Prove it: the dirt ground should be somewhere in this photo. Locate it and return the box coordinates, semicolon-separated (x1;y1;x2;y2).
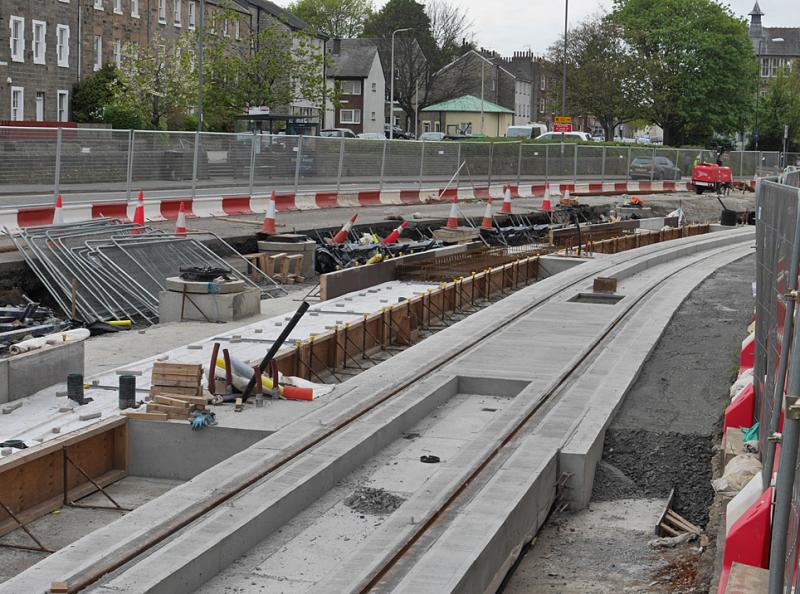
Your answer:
502;254;755;593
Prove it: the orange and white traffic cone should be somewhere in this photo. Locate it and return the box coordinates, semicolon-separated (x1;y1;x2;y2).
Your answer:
131;190;145;233
480;199;494;230
53;194;64;225
561;189;571;205
500;185;512;214
445;197;459;229
383;220;407;244
175;201;188;235
261;191;277;235
331;213;357;244
541;185;552;213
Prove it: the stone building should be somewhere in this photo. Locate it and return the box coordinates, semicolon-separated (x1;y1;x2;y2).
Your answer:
748;1;800;79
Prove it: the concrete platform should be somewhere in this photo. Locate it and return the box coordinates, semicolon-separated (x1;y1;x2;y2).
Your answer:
0;228;754;594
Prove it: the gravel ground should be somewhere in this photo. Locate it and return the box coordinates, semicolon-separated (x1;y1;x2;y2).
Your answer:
344;486;406;515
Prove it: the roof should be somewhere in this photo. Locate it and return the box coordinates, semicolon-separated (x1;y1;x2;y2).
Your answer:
750;1;764;16
245;0;315;32
422;95;513;114
435;49;520;81
328;39;380;78
758;27;800;56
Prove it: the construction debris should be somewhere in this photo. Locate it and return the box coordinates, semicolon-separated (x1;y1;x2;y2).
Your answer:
344;486;406;515
145;362;207;420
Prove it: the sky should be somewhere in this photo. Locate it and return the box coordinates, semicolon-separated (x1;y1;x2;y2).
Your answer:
274;0;797;56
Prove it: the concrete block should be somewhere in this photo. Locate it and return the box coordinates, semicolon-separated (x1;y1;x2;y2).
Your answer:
2;401;22;414
79;412;102;421
158;287;260;323
0;340;84;405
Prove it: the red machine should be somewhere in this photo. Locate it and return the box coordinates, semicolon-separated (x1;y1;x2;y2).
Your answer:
692;163;733;195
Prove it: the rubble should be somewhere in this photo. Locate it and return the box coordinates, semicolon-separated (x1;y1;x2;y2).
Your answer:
344;486;406;515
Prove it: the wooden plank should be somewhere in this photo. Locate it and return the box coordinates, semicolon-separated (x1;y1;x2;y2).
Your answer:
658;522;680;537
122;411;169;421
152;395;191;408
666;510;702;534
151;375;202;388
149;385;202;398
152;362;203;377
146;403;192;418
155;393;208;406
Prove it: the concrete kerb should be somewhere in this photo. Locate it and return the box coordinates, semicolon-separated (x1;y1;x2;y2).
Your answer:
0;227;754;594
559;243;756;509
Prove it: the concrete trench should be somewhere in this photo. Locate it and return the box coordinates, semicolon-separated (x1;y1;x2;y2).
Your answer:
0;229;755;594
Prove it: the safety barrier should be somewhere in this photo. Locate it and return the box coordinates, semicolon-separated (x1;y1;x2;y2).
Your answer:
0;180;695;232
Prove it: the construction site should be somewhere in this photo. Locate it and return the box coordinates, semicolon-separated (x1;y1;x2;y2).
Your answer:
0;157;790;594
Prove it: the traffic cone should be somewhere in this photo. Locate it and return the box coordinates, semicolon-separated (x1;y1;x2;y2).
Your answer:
261;191;277;235
133;191;145;225
331;213;357;244
500;185;512;214
561;189;571;205
541;185;552;213
480;199;493;230
445;197;459;229
175;201;187;235
53;194;64;225
383;220;407;244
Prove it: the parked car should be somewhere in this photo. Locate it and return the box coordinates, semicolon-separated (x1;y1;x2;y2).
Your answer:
534;131;593;142
419;131;445;141
506;123;548;139
320;128;357;138
628;156;682;180
384;124;414;139
357;132;385;140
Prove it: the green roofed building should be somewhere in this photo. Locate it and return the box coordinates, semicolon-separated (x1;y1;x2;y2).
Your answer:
421;95;514;138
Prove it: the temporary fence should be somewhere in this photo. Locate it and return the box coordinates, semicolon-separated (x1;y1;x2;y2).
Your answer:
6;219;285;325
0;126;796;204
748;168;800;593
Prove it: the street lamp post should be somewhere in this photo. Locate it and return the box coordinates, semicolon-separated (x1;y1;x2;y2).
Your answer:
755;39;763;151
390;28;413;140
561;0;568;140
196;0;205;132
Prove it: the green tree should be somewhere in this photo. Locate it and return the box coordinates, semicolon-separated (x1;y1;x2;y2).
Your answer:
287;0;373;38
109;33;197;129
756;64;800;152
547;15;645;141
71;64;119;123
612;0;756;146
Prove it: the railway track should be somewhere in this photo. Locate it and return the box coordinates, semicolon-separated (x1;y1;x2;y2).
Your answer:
1;227;754;594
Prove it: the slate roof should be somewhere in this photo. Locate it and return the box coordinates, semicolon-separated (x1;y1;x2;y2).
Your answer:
245;0;314;32
759;27;800;56
328;39;380;78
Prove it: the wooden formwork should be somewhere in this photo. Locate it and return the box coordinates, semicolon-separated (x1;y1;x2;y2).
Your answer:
271;255;540;383
586;225;711;255
0;418;128;540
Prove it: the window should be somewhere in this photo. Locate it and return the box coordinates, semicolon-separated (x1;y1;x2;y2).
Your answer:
113;39;122;67
423;121;431;133
340;80;362;95
57;25;70;67
93;35;102;71
11;87;24;121
114;0;122;13
158;0;166;23
234;20;240;40
35;92;45;121
131;0;139;17
10;17;25;63
94;0;103;10
223;19;229;37
32;21;46;65
434;121;440;132
540;77;545;91
371;82;376;92
339;109;361;124
57;90;69;122
538;98;544;113
188;2;195;28
174;0;181;26
371;111;376;121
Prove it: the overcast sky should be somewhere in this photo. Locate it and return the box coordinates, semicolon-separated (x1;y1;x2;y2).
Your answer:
274;0;795;56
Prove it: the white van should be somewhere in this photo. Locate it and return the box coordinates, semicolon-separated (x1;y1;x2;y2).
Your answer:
534;131;592;142
506;123;548;139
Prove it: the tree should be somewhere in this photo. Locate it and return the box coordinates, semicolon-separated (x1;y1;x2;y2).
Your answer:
546;14;645;141
109;33;197;129
364;0;473;129
612;0;756;146
71;64;119;123
755;64;800;152
287;0;373;38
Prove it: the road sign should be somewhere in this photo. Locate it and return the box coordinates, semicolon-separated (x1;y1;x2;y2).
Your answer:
553;123;573;133
554;115;572;124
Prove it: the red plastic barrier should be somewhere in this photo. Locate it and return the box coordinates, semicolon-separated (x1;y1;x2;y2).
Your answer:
222;195;252;216
399;190;421;204
273;193;296;212
315;192;338;209
717;486;773;593
160;199;193;220
17;207;55;228
91;202;128;220
357;190;381;206
740;334;755;371
723;384;755;433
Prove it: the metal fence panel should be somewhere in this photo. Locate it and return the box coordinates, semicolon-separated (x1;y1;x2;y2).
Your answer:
0;126;61;197
130;129;197;192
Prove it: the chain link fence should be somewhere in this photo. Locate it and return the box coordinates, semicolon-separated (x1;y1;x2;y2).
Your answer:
1;125;796;204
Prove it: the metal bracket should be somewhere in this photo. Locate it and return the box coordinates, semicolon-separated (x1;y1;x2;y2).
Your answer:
785;395;800;420
769;432;783;444
784;290;799;301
